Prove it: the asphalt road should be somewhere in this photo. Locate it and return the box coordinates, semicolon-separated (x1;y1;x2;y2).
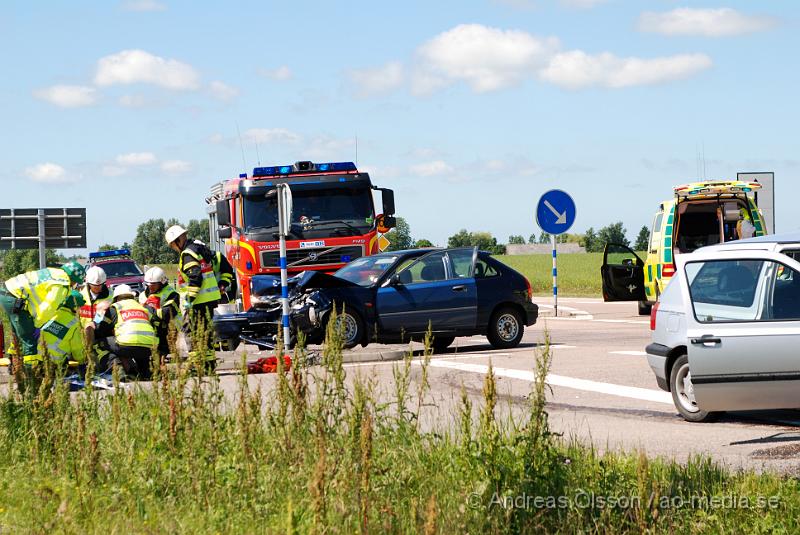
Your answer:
219;297;800;475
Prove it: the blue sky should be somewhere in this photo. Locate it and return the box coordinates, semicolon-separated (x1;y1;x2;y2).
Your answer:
2;1;797;251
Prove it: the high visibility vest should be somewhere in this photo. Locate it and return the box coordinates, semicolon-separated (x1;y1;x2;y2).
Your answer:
41;307;85;364
79;285;113;328
179;245;221;305
212;251;234;287
145;285;183;330
113;299;157;348
4;268;72;327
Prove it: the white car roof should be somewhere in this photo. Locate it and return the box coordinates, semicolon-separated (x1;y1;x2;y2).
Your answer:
695;231;800;254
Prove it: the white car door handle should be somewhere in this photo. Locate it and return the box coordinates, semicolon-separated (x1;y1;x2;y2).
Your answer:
690;336;721;346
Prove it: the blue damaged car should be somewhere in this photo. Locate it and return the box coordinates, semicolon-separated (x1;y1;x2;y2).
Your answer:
214;247;538;351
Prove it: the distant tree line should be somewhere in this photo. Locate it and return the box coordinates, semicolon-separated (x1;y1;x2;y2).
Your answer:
129;218;209;264
386;219;650;256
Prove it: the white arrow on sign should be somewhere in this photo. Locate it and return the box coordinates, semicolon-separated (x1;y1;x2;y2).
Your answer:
544;199;567;225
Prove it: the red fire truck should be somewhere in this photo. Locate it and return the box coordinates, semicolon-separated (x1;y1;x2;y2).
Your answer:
206;161;396;309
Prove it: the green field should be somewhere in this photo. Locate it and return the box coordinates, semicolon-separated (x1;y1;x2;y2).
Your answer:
156;252;620;298
497;253;605;297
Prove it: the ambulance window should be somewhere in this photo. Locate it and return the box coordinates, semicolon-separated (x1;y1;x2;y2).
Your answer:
649;213;663;250
780;249;800;262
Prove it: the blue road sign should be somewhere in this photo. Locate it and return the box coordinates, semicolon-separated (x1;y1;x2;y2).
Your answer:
536;189;576;235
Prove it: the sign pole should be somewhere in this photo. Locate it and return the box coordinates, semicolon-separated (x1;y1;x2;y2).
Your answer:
276;184;293;348
536;189;576;320
551;234;557;317
37;209;46;269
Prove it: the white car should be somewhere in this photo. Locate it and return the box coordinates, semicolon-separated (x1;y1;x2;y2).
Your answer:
606;233;800;422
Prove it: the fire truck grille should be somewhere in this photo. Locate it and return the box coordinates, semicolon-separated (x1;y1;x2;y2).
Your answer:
260;245;364;269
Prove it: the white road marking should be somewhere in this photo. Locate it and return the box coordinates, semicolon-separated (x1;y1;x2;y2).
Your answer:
547;317;648;325
610;351;648;356
417;360;673;405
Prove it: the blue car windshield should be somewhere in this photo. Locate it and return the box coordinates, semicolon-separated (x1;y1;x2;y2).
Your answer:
334;255;400;286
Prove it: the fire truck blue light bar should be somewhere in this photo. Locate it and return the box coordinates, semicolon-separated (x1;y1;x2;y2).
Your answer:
252;161;357;178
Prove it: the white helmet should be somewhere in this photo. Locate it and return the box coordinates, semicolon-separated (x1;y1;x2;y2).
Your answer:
165;225;188;245
112;284;135;300
85;265;107;285
144;266;168;284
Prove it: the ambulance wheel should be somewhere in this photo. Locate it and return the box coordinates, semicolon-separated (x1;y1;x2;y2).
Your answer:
638;301;652;315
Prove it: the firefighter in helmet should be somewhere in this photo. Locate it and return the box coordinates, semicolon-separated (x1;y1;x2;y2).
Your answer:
164;225;233;371
141;266;182;357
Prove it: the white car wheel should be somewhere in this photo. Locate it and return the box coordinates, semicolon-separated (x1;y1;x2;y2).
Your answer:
670;354;718;423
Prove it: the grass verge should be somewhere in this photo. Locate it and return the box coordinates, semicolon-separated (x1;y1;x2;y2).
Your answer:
0;317;796;533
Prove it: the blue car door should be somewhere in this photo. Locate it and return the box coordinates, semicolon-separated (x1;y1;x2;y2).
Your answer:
377;249;477;334
443;248;478;330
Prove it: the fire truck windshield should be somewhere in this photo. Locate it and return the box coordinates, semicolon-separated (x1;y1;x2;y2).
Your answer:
243;184;374;237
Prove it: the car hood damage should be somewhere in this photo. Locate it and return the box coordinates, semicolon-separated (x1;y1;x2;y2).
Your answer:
215;271;344;350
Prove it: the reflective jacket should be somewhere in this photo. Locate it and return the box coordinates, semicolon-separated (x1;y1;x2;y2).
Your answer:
112;299;157;348
79;284;113;328
41;307;85;364
4;268;72;327
179;240;221;305
143;284;182;331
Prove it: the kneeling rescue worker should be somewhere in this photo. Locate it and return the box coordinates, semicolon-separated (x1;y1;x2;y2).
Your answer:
141;266;182;357
41;291;87;367
90;284;157;379
165;224;233;371
0;261;85;363
79;265;113;358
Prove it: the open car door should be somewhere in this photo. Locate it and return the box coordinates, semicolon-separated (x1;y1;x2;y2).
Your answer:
601;243;646;301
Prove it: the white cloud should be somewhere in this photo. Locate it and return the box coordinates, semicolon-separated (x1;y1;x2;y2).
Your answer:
118;94;153;108
115;152;157;166
33;85;97;108
120;0;166;11
409;160;454;177
161;160;191;174
242;128;301;145
491;0;536;11
638;8;777;37
305;135;355;160
258;65;292;81
560;0;608;9
413;24;559;94
94;49;200;90
539;51;712;89
25;163;70;184
349;61;404;97
209;80;240;101
208;133;225;144
102;165;127;177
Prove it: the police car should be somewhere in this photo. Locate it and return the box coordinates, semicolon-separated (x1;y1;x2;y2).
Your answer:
601;180;768;314
88;249;145;295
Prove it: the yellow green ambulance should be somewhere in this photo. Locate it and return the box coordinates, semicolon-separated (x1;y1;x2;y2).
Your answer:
601;180;768;314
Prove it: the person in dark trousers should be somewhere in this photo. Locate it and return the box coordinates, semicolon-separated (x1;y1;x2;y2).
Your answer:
165;225;233;372
89;284;157;380
141;266;181;358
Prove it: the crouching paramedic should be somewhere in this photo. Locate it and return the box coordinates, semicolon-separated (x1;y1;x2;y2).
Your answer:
78;266;113;358
165;225;228;370
0;261;85;362
41;292;87;367
89;284;157;380
141;267;181;357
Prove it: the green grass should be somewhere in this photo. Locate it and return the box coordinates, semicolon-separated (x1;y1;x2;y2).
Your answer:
0;319;797;533
497;252;606;297
154;252;608;298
